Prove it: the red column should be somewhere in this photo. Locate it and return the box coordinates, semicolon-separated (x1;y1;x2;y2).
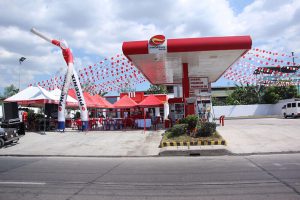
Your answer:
182;63;189;117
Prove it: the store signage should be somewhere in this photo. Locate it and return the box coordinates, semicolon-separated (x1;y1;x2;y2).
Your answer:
148;35;167;54
189;77;209;89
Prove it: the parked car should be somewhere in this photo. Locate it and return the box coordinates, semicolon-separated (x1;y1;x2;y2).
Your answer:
282;100;300;118
0;127;21;148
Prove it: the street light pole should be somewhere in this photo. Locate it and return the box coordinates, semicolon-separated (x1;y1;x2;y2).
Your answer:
18;57;26;91
19;63;21;90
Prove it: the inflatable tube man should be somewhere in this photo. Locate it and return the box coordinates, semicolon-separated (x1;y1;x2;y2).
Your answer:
30;28;88;131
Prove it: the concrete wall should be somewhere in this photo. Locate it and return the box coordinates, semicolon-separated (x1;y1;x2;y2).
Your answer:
212;99;295;118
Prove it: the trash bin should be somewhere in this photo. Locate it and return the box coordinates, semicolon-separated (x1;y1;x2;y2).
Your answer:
164;119;170;128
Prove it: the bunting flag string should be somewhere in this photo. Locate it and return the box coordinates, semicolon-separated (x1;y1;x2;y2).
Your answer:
223;48;300;86
28;54;148;94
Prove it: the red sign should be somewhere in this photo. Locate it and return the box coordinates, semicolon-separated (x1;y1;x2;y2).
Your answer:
149;35;165;46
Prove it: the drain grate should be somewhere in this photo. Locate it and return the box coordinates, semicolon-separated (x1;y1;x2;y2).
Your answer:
189;153;201;156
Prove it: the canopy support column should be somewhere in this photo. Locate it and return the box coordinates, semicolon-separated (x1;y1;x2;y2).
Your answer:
182;63;190;117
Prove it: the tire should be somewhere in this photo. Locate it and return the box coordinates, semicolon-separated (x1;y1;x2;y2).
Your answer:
284;113;287;118
0;138;4;148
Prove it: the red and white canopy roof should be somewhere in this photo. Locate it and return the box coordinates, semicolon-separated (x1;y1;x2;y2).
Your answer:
122;35;252;84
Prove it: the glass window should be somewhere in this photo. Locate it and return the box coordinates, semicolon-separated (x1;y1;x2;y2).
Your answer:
287;103;291;108
298;103;300;107
292;103;296;107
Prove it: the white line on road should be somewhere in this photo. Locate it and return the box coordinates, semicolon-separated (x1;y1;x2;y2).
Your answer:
0;181;46;185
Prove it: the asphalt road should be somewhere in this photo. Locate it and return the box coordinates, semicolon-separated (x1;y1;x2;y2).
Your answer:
0;154;300;200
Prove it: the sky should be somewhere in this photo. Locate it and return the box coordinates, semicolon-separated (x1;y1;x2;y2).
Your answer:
1;0;300;95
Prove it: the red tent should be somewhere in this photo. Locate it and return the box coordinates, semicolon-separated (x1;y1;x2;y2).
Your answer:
138;94;163;107
113;95;138;109
68;89;98;108
93;94;114;108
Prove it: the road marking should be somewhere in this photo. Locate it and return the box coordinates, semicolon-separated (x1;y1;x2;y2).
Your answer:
0;181;46;185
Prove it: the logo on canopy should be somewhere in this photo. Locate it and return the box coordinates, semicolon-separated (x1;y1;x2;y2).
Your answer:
149;35;165;46
148;35;167;54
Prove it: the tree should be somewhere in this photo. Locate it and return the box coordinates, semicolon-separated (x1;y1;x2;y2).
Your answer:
262;86;280;104
225;84;299;105
145;84;167;94
278;85;298;99
2;84;19;98
225;84;259;105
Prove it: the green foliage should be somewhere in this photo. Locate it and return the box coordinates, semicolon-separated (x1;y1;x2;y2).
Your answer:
1;84;19;98
185;115;198;131
262;86;280;103
212;97;227;106
145;84;167;94
196;122;217;137
274;85;298;99
226;84;260;105
165;124;188;138
178;117;188;124
225;84;299;105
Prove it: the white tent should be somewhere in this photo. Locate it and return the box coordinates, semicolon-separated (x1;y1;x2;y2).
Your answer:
5;86;58;106
5;86;77;107
50;88;78;107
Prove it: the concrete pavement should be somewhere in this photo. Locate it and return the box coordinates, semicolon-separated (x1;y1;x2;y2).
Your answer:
0;129;163;157
218;117;300;154
1;117;300;156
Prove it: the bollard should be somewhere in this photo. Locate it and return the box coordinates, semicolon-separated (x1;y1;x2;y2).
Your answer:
221;115;225;126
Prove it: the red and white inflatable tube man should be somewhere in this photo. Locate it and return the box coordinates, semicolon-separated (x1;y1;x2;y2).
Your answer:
30;28;88;131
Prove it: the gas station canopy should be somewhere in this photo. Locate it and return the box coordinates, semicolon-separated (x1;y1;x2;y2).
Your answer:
122;36;252;85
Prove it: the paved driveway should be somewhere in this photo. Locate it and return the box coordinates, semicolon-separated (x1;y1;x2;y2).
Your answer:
218;117;300;154
0;129;163;157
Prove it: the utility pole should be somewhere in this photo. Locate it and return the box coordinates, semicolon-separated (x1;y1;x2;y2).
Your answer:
292;52;299;95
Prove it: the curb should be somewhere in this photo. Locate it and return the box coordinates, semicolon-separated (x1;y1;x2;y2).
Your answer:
160;139;226;148
0;154;160;158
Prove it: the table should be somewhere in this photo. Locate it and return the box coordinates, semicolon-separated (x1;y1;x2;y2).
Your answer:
135;119;151;128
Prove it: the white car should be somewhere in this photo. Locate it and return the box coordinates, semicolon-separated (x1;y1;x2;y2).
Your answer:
282;101;300;118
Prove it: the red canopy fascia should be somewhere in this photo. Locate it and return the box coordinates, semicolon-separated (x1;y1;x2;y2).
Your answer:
138;94;163;107
93;94;114;108
123;36;252;56
113;95;138;109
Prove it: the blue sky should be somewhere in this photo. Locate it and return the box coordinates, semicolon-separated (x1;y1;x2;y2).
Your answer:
1;0;300;95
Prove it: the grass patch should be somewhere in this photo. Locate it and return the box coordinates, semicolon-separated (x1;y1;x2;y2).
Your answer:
162;131;223;143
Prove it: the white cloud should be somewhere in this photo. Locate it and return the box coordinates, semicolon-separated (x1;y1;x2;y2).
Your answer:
0;0;300;91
